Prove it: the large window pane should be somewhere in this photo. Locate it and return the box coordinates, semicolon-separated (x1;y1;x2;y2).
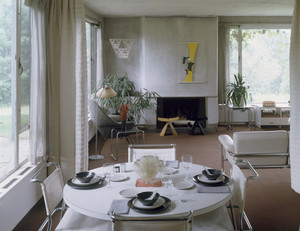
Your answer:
243;29;290;103
0;0;30;182
0;0;14;179
229;29;239;81
229;28;290;104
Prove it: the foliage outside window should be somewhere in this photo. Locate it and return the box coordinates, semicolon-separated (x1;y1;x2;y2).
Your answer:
229;27;290;104
0;0;30;182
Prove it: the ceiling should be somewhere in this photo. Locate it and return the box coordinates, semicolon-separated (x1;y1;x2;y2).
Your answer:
84;0;295;18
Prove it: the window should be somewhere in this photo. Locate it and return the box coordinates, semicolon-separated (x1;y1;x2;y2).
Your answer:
86;21;103;96
229;26;291;103
0;0;30;182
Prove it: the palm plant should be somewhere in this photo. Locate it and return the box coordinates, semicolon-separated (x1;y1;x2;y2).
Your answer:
225;73;252;108
93;73;160;124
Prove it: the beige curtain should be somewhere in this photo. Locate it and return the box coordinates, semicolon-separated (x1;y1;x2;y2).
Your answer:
47;0;88;180
290;0;300;194
218;24;230;104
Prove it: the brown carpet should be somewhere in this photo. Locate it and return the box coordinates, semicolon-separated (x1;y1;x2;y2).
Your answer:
14;125;300;231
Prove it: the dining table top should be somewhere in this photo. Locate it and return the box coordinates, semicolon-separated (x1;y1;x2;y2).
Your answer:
63;162;233;220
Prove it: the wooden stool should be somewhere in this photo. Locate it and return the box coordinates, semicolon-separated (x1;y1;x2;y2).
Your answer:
157;116;179;136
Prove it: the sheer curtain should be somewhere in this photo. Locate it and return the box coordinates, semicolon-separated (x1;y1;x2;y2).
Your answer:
27;0;88;179
290;0;300;194
27;0;47;164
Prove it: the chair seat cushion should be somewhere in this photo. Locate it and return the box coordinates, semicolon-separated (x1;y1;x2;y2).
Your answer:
55;208;111;231
193;205;234;231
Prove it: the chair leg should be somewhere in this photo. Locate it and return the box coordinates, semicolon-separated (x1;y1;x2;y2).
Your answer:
160;122;169;136
228;199;237;230
38;216;50;231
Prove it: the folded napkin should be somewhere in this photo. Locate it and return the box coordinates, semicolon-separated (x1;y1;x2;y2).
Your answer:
107;199;130;215
197;185;230;193
165;160;179;169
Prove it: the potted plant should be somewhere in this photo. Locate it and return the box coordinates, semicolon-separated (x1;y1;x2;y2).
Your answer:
225;73;252;108
93;73;160;124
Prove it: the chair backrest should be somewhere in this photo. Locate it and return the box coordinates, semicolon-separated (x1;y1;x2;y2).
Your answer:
231;159;259;217
89;99;122;137
111;211;192;231
128;144;176;162
31;162;65;216
233;130;289;155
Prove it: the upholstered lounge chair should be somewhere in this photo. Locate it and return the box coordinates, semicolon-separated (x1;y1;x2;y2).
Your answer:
219;130;290;169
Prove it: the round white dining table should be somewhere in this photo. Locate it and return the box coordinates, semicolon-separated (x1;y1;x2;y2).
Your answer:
63;163;233;220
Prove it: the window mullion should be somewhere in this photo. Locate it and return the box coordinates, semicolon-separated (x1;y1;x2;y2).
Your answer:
238;27;243;75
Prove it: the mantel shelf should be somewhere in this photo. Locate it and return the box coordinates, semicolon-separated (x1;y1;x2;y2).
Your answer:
178;81;207;84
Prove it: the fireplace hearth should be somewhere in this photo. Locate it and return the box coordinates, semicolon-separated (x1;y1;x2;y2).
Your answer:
156;97;206;129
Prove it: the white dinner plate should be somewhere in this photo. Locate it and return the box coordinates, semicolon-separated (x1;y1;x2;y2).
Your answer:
119;188;140;198
132;197;165;209
163;167;177;175
197;174;225;184
71;175;101;186
110;173;128;182
174;180;194;190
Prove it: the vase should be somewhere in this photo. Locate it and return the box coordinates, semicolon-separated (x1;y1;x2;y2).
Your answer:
121;120;126;131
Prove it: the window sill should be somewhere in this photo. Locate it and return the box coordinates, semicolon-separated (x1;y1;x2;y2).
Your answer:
0;162;42;200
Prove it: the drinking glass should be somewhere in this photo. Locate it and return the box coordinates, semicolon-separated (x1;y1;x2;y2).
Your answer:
161;175;173;197
181;155;193;180
103;163;115;188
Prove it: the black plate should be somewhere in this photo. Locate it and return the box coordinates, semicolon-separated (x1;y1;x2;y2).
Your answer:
128;196;171;214
192;174;230;186
67;177;105;190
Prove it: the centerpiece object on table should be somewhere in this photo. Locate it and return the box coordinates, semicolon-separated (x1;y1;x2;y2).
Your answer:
135;155;164;187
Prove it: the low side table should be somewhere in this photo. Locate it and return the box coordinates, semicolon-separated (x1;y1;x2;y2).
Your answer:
110;127;145;160
189;117;207;135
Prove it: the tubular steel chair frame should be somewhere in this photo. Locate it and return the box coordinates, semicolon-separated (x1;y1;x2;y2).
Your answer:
128;144;176;162
110;211;193;231
30;162;66;231
230;159;259;231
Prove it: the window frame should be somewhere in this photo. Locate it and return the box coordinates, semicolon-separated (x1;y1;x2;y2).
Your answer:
85;19;102;96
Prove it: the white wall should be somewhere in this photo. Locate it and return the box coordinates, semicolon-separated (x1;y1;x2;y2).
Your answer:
104;17;219;126
0;163;44;231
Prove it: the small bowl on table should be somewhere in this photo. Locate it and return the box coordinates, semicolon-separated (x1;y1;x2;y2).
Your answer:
76;171;95;183
202;169;222;180
137;191;160;206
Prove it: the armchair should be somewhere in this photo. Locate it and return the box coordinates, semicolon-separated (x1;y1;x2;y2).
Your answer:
89;99;134;158
219;130;290;169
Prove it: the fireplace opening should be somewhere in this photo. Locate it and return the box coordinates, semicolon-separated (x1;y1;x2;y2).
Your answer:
156;97;206;129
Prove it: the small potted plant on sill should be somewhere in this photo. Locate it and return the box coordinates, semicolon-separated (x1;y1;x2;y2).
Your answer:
225;73;252;108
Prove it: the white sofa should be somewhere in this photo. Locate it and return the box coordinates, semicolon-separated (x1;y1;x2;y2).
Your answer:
219;130;290;169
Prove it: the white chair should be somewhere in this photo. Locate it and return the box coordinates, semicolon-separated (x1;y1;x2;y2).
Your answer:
192;204;234;231
219;130;290;170
128;144;176;162
110;211;193;231
30;162;111;231
230;159;259;231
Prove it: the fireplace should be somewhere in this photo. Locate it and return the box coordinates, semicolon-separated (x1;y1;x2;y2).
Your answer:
156;97;206;128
